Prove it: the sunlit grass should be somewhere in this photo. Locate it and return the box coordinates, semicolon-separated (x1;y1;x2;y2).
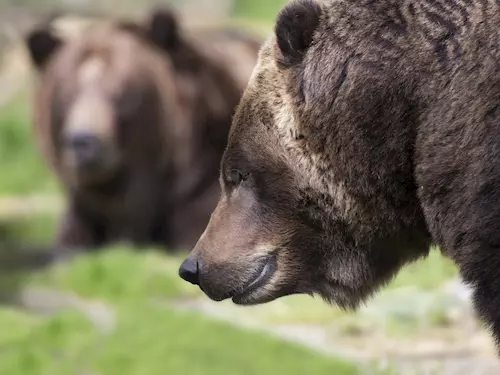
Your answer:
32;246;199;302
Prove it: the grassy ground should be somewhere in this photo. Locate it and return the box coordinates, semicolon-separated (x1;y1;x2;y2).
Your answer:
0;246;372;375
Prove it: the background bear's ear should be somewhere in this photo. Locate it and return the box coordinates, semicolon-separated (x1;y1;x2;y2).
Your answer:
146;7;180;51
275;0;322;66
25;27;62;70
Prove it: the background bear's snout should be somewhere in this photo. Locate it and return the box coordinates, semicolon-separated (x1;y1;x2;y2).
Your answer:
64;131;102;168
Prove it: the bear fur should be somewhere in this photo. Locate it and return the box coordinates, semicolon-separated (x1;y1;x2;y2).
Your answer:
24;8;261;254
179;0;500;349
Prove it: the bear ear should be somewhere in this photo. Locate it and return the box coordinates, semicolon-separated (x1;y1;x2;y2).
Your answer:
25;27;62;69
274;0;322;66
146;8;180;51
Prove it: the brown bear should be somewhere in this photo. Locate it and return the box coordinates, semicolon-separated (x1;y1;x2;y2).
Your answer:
24;9;261;255
178;0;500;349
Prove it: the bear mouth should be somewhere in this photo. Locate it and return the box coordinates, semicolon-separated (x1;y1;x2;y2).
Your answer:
231;255;277;305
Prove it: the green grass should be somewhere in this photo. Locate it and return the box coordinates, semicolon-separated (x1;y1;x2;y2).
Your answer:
232;0;287;22
390;249;456;290
0;245;371;375
94;306;362;375
0;310;99;375
0;302;365;375
0;93;58;195
0;212;59;246
33;246;199;302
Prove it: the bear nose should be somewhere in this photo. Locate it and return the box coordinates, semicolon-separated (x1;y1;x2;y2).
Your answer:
178;256;200;285
65;132;101;164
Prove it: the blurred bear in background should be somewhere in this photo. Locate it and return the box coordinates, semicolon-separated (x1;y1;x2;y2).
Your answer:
23;7;262;256
121;8;263;250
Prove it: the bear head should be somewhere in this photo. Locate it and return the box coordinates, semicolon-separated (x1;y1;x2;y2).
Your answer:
25;9;188;189
179;0;431;309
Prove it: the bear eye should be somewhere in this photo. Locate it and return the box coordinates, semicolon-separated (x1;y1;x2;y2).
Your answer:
227;169;249;187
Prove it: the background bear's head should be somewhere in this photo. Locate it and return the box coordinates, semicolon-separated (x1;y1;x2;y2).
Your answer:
25;9;187;189
180;0;431;308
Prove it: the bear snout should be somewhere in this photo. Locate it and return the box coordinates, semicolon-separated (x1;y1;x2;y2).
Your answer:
178;254;237;301
63;131;103;169
178;251;278;304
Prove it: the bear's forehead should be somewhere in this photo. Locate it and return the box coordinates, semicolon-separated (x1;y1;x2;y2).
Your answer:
59;26;142;68
78;56;106;86
50;28;152;93
225;37;298;164
237;38;291;123
243;40;285;103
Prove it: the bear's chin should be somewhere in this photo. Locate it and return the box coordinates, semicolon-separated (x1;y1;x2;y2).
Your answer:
231;286;299;306
230;281;375;309
66;166;121;189
311;279;385;311
231;292;278;306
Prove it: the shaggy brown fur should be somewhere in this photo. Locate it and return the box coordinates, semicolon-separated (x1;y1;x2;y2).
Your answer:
25;8;261;254
179;0;500;350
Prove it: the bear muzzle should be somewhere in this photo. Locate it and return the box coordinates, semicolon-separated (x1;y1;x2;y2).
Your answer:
178;252;278;304
63;131;104;170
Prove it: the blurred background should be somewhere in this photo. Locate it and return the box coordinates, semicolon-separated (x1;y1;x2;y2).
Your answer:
0;1;499;374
